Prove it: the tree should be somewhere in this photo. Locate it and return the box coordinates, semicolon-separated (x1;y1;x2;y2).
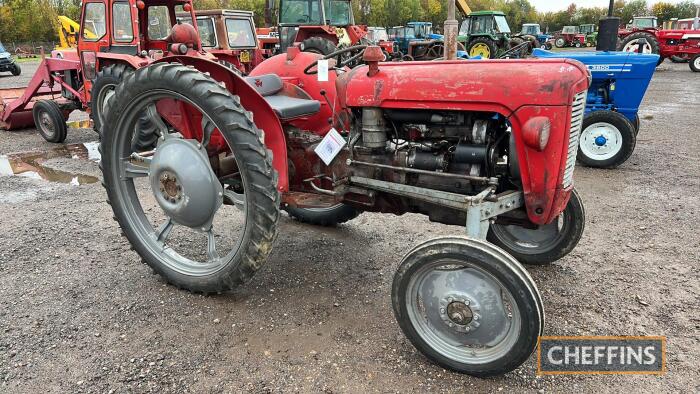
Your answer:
673;0;698;19
620;0;648;24
650;2;675;23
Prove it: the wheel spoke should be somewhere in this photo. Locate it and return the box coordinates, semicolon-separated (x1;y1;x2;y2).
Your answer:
223;189;246;211
122;159;150;179
155;218;174;243
207;229;219;262
146;103;170;137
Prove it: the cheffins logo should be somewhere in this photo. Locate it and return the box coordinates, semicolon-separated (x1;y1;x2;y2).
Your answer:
537;336;666;375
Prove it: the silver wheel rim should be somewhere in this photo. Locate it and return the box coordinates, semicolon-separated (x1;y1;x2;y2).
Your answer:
555;38;565;47
622;39;652;53
111;90;249;276
38;111;55;138
405;259;521;364
579;122;623;160
491;214;567;255
694;57;700;69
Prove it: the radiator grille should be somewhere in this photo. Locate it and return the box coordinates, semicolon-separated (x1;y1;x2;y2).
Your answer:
562;91;586;188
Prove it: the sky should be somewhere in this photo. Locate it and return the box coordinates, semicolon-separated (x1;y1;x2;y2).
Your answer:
528;0;692;12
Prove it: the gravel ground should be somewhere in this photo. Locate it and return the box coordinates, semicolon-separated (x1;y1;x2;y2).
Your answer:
0;59;698;393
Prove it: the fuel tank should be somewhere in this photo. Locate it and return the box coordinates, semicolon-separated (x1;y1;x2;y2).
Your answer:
339;58;590;112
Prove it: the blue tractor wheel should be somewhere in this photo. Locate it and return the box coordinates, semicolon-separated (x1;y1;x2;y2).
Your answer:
577;111;636;169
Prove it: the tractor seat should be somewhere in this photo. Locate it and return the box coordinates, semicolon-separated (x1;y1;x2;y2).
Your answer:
244;74;321;120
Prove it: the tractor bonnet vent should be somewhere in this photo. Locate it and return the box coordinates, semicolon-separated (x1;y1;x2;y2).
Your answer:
562;90;586;189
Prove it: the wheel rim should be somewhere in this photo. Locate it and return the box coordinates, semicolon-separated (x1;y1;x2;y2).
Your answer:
38;110;55;139
622;39;652;53
405;259;521;364
694;57;700;69
97;84;117;125
110;90;250;276
469;43;490;58
555;38;565;47
579;122;623;160
491;214;568;256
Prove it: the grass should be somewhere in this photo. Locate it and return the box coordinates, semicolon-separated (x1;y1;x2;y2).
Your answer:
12;56;42;63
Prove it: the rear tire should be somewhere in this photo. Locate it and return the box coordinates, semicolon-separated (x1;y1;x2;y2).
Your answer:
554;37;566;48
11;63;21;76
487;188;585;266
300;37;337;55
284;204;360;226
91;64;132;134
32;100;67;143
619;32;659;55
467;37;498;59
577;111;636;168
690;54;700;72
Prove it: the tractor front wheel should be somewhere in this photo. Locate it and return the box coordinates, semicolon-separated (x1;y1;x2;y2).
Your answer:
91;64;131;135
11;63;21;76
300;37;337;56
392;236;544;377
101;63;280;294
487;188;585;266
467;37;497;59
577;110;636;168
32;100;67;143
690;54;700;72
284;204;360;226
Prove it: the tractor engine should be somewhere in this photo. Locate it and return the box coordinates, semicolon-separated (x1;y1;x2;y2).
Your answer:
336;107;513;225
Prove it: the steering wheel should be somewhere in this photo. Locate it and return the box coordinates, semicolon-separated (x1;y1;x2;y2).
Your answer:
303;45;368;75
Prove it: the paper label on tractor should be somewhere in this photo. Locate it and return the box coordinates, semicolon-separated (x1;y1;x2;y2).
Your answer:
314;128;346;166
317;59;329;82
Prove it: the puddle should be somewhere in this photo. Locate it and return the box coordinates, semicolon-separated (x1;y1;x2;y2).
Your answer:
0;142;100;185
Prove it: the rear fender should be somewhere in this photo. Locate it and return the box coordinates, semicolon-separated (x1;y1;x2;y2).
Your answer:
155;55;289;192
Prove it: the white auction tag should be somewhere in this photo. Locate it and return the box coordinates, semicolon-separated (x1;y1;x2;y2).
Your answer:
317;59;329;82
314;128;346;165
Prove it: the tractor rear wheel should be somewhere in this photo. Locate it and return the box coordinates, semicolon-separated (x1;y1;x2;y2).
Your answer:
577;110;636;168
467;37;497;59
487;188;585;266
300;37;337;55
91;64;131;135
392;236;544;377
690;54;700;72
620;32;659;56
33;100;67;143
100;63;280;294
554;37;566;48
284;204;360;226
508;37;526;58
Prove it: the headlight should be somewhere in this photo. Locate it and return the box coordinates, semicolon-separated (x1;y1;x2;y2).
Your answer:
522;116;551;151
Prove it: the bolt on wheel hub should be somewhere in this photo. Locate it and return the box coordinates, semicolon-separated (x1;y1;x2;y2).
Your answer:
594;135;607;146
149;138;223;230
439;294;481;333
447;301;473;325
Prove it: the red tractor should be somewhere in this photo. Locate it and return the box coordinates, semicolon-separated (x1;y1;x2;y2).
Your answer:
0;0;212;142
98;45;589;376
618;16;700;68
554;26;585;48
269;0;392;56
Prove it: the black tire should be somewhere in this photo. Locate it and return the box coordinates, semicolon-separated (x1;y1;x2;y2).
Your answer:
554;37;566;48
574;41;582;48
619;32;659;55
508;37;526;58
300;37;337;55
284;204;360;226
690;54;700;72
32;100;67;143
101;63;281;293
545;42;553;50
91;63;132;134
670;55;687;63
632;114;640;135
577;110;636;168
11;63;21;76
392;237;543;377
487;188;585;266
467;37;498;59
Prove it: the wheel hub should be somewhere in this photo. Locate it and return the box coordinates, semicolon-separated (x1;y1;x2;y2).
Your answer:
439;294;481;333
594;135;607;146
149;138;223;230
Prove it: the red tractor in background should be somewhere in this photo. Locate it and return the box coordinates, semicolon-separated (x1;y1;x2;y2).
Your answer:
267;0;392;56
178;9;269;75
0;0;211;142
617;15;700;68
554;26;585;48
98;43;589;376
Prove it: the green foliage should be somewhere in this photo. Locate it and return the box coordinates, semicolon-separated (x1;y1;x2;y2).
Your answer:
0;0;697;43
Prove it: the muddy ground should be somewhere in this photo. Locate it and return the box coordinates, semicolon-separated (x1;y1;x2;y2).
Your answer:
0;59;698;393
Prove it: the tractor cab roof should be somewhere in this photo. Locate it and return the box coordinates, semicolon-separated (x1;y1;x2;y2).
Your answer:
190;9;254;18
407;21;432;26
468;10;506;17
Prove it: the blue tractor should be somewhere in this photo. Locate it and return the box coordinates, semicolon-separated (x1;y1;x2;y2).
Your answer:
521;23;552;50
389;22;467;60
532;48;658;168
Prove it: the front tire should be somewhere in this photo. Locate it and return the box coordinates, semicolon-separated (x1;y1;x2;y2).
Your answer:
554;37;566;48
91;64;131;134
577;110;636;168
11;63;21;76
392;237;544;377
101;63;280;294
690;54;700;72
284;204;360;226
488;188;585;266
32;100;67;143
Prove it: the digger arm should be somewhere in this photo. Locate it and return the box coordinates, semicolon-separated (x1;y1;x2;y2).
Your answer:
56;15;95;49
456;0;472;17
